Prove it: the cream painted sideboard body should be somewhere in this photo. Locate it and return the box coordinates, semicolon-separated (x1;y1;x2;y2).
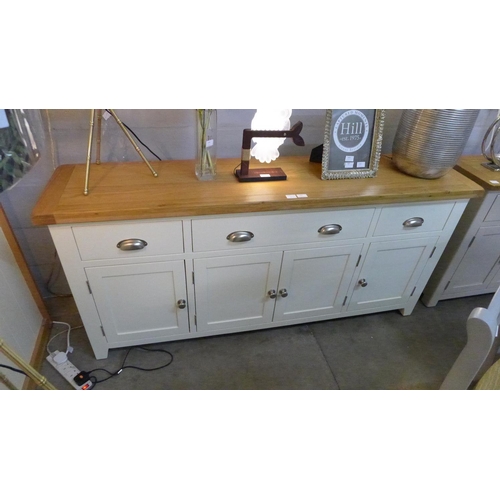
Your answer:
50;200;468;359
422;157;500;306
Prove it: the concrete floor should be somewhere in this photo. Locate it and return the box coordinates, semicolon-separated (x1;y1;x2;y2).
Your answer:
39;293;494;390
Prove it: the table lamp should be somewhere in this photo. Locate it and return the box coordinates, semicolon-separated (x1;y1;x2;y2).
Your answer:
234;109;305;182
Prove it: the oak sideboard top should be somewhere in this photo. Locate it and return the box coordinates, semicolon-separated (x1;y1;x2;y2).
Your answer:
32;155;484;225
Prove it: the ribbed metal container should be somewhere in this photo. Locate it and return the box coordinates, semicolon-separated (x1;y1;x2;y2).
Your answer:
392;109;480;178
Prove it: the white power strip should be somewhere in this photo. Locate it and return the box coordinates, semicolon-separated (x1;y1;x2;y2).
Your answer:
46;350;93;390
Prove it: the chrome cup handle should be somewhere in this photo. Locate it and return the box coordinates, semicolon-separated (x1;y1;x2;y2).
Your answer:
117;239;148;251
318;224;342;235
403;217;424;228
227;231;254;242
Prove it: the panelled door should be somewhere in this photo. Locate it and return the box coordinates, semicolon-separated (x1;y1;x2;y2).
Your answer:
273;244;363;322
348;237;438;312
85;260;189;343
446;226;500;295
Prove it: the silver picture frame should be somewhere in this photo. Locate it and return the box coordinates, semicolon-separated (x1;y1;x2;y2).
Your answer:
321;109;385;180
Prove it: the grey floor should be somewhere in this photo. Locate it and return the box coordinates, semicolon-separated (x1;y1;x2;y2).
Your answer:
39;293;494;390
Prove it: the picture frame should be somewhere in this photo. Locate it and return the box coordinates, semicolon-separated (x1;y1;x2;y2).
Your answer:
321;109;385;180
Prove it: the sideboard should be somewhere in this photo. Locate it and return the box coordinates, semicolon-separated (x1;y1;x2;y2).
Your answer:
32;156;483;359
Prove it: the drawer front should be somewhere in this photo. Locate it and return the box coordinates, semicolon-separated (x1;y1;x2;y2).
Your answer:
192;208;375;252
373;202;455;237
484;195;500;222
73;221;184;261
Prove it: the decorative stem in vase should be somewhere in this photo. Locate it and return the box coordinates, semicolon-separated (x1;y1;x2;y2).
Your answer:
196;109;217;180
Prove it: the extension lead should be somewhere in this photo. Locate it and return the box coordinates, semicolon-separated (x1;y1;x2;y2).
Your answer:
45;344;174;389
46;350;93;390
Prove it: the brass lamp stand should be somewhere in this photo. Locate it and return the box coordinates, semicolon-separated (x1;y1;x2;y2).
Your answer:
84;109;159;195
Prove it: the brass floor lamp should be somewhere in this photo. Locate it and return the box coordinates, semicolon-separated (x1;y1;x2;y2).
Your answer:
0;338;56;390
84;109;159;195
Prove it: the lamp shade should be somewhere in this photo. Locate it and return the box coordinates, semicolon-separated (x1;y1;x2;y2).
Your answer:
250;109;292;163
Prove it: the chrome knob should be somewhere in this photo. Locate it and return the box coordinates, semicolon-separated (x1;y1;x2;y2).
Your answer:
268;290;277;299
358;279;368;288
177;299;187;309
279;288;288;298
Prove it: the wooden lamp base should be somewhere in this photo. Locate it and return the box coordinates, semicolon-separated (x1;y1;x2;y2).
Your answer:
234;167;287;182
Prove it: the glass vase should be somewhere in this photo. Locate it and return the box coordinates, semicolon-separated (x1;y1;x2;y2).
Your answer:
195;109;217;180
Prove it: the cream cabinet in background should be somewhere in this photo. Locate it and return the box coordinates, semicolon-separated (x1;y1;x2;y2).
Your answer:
422;157;500;306
50;201;468;359
31;157;483;359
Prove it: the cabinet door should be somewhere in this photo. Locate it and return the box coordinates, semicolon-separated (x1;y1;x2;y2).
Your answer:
348;237;438;312
85;260;189;344
445;226;500;295
194;253;282;333
273;244;363;322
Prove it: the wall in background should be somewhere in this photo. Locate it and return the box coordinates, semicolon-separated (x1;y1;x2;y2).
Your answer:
1;109;498;298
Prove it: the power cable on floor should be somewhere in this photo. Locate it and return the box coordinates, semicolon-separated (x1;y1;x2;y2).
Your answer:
86;345;174;388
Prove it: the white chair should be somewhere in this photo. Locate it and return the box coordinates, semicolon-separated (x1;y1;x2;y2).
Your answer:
440;286;500;390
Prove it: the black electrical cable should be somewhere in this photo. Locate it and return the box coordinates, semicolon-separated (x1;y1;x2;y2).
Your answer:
0;363;27;376
87;345;174;388
105;110;162;161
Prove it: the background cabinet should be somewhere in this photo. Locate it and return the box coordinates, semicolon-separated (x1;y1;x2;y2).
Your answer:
422;157;500;306
444;226;500;295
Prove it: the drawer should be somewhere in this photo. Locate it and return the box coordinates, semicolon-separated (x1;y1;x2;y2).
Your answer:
484;195;500;222
373;202;455;237
72;220;184;261
191;208;375;252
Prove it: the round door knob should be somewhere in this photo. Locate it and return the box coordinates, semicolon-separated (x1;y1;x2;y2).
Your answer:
177;299;187;309
268;290;277;299
358;279;368;288
279;289;288;298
